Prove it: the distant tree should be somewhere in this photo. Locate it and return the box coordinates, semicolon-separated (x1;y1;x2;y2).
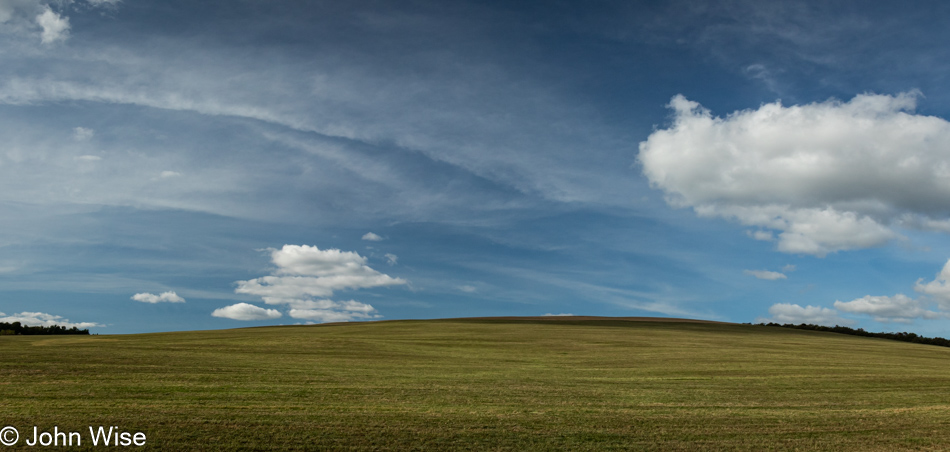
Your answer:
0;322;90;335
757;323;950;348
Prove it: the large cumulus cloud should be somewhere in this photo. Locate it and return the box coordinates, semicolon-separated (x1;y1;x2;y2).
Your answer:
639;92;950;256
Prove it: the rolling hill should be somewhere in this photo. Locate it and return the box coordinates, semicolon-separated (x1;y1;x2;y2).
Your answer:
3;317;950;450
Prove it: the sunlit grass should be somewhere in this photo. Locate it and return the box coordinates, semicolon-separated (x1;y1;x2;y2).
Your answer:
3;318;950;450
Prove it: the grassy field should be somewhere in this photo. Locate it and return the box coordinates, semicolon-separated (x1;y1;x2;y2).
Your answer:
3;317;950;450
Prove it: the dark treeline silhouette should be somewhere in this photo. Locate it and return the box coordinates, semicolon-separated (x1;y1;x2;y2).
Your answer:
758;322;950;348
0;321;90;336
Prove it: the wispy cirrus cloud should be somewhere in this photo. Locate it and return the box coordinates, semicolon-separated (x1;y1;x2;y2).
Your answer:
0;0;643;214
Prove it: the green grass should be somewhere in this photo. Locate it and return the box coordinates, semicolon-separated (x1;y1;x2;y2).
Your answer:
3;317;950;450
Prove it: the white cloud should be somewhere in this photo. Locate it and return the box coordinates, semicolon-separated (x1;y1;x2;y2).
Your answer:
458;285;477;293
362;232;383;241
36;5;68;44
744;269;787;280
0;0;71;44
233;245;406;304
2;0;113;44
72;126;94;141
834;294;942;323
288;309;373;323
131;291;185;303
782;264;796;273
0;3;13;23
639;92;950;256
0;0;39;23
236;275;341;302
268;244;400;280
759;303;851;326
211;302;281;321
75;155;101;161
287;299;379;322
285;298;374;312
384;253;397;265
747;230;774;241
0;311;102;329
234;245;406;322
159;171;182;179
543;313;574;316
914;259;950;308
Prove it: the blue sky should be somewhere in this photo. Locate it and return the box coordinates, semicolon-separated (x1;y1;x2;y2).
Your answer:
4;0;950;334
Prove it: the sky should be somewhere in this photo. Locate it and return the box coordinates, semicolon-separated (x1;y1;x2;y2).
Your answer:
4;0;950;334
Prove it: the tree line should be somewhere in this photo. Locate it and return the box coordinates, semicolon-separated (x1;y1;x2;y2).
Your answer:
0;322;90;335
758;322;950;348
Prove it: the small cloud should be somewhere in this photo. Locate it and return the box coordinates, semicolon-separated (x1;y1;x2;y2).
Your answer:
288;299;375;312
914;259;950;309
543;313;574;316
758;303;852;326
782;264;797;273
747;230;774;241
384;253;398;265
362;232;383;241
2;0;111;43
131;291;186;303
744;269;787;280
159;171;182;178
75;155;102;161
0;311;102;329
458;285;477;293
212;303;282;321
287;300;380;322
36;6;69;44
0;4;13;23
288;309;375;322
73;127;94;141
